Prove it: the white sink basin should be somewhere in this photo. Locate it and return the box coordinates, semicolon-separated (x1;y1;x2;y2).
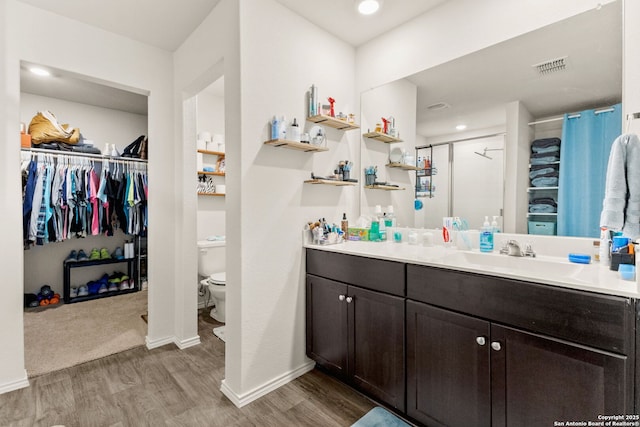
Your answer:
443;251;584;278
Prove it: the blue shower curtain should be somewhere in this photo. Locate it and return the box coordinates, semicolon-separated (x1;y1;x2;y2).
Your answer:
557;104;621;237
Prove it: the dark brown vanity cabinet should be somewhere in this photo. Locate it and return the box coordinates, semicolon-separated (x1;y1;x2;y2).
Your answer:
407;264;635;427
306;249;406;411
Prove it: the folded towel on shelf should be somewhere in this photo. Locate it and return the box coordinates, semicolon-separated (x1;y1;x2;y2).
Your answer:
529;204;557;213
601;133;640;237
531;145;560;154
531;155;560;165
531;176;559;187
531;137;561;149
529;166;558;179
530;197;557;207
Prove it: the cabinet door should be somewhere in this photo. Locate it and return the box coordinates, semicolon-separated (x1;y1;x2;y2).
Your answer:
491;324;631;427
349;286;406;411
406;301;491;427
306;275;348;378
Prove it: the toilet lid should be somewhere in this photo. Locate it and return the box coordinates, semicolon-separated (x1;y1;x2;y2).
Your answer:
208;272;226;285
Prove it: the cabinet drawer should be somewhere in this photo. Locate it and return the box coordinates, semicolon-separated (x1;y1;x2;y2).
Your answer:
306;249;405;297
407;264;634;354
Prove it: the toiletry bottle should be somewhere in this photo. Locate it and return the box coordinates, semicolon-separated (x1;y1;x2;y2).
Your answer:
279;116;287;140
479;216;494;253
599;228;611;267
290;118;301;142
379;212;387;241
387;205;397;227
369;216;380;242
491;216;500;233
271;116;280;140
341;213;348;241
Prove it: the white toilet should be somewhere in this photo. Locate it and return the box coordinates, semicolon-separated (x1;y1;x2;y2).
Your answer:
197;239;227;330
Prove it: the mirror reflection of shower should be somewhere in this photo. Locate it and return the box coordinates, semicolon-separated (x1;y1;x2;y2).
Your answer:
474;147;504;160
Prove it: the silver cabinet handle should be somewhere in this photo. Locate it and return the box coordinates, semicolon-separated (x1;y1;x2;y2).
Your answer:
476;336;486;346
491;341;502;351
346;296;353;303
338;295;345;301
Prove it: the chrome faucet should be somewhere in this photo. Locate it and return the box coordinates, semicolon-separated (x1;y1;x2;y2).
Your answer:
499;240;535;257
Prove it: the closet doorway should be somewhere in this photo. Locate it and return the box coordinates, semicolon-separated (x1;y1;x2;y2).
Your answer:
20;62;150;377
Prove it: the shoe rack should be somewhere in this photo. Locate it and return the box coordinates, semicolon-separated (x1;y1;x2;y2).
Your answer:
62;257;138;304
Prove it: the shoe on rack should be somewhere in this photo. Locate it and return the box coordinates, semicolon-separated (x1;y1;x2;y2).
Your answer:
108;273;122;284
107;282;118;292
112;247;124;260
70;287;78;298
98;283;108;294
77;249;89;261
87;281;101;295
118;279;130;291
65;250;78;263
100;248;111;259
78;284;89;297
89;248;101;260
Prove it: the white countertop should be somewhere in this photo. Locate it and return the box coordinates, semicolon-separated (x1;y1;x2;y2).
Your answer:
304;240;640;298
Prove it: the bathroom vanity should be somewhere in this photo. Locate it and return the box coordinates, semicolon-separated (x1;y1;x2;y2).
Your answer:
305;243;638;427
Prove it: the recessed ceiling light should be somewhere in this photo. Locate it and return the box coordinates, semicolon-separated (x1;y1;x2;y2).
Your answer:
456;124;467;131
357;0;381;15
29;67;51;77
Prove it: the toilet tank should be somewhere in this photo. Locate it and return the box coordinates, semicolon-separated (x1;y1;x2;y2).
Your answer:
197;240;226;277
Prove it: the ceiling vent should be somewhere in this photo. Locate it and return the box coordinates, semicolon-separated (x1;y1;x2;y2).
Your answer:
532;56;568;76
426;102;450;111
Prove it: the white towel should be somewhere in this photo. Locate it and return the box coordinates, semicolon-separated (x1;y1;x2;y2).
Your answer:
600;133;640;238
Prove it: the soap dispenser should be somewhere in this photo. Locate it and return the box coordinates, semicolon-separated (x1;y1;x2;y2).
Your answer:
491;216;500;233
479;216;494;253
289;118;301;142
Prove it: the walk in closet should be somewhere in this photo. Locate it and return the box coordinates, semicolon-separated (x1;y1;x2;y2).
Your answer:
20;61;150;376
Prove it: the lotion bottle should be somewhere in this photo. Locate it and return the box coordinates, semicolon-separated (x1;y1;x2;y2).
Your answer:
341;213;348;241
271;116;280;140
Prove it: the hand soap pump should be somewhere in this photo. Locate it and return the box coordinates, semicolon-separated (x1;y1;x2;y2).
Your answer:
290;118;301;142
480;216;494;253
491;216;500;233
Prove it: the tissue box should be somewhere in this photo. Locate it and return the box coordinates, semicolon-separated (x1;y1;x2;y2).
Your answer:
348;228;369;241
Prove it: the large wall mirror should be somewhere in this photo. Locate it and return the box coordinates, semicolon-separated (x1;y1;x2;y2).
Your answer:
360;1;621;237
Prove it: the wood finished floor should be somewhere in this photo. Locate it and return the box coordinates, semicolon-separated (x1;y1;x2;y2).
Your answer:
0;309;374;427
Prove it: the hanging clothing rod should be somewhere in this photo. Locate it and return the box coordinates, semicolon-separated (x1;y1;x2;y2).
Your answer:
528;106;617;126
22;147;148;164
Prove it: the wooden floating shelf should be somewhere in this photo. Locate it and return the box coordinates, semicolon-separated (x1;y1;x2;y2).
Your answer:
363;131;403;143
306;115;359;130
386;162;422;171
197;192;225;197
198;171;225;176
197;149;225;156
304;179;357;186
364;185;405;191
263;139;328;152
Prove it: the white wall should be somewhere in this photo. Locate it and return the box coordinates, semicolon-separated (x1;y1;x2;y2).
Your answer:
21;93;148;152
1;0;180;391
360;79;417;227
197;91;225;239
0;0;28;394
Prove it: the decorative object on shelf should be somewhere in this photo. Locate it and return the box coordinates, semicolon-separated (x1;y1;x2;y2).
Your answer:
328;97;336;117
382;117;390;134
309;125;326;147
197;175;216;194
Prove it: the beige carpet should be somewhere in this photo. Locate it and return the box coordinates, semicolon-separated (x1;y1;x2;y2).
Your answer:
24;290;148;378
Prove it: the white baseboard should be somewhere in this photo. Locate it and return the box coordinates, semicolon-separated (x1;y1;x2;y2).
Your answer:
175;335;201;349
220;360;316;408
0;370;29;395
145;335;175;350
